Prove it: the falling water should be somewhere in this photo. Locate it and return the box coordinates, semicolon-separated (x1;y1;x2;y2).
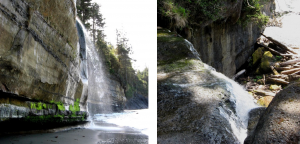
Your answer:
184;39;258;143
76;18;112;119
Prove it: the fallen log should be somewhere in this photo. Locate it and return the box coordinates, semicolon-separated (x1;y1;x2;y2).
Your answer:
281;68;300;75
232;69;246;80
258;43;284;56
267;78;289;85
293;65;300;68
271;66;280;75
261;33;298;54
275;66;292;71
270;74;288;79
290;70;300;75
254;90;275;96
280;58;300;67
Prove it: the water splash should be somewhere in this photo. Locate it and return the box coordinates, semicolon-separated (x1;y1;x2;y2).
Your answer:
184;39;258;143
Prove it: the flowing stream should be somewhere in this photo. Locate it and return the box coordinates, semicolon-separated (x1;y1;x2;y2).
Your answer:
184;39;258;143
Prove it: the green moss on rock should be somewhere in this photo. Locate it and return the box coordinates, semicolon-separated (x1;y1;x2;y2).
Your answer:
252;47;264;64
260;51;275;73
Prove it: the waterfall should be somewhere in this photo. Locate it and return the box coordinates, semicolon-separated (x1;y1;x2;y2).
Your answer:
184;39;258;143
76;18;112;116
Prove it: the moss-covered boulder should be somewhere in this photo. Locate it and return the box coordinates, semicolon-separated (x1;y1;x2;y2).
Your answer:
252;47;264;64
259;51;276;73
257;96;274;107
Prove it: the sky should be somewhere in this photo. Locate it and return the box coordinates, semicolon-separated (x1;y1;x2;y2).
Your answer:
92;0;156;71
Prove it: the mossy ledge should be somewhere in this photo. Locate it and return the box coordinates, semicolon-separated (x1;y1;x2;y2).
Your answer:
0;90;88;134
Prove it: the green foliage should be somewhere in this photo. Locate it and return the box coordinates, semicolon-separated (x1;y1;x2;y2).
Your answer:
31;103;36;109
238;0;269;27
69;98;80;115
253;78;257;82
36;102;43;110
125;84;135;99
43;104;47;109
256;75;262;79
276;56;282;61
158;0;222;28
56;102;65;111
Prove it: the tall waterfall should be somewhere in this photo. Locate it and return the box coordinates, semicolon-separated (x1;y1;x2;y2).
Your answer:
184;39;258;143
76;18;112;115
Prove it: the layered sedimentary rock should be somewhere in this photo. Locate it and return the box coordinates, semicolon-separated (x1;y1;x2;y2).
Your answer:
0;0;86;121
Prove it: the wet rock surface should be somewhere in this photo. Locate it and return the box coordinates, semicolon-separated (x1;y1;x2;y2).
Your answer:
247;82;300;144
157;31;243;143
125;93;148;110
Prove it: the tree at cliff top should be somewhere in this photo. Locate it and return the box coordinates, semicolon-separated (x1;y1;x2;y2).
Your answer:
77;0;92;29
90;3;105;44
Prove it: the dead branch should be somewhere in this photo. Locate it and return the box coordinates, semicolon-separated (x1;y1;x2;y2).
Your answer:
232;69;246;80
271;66;280;75
254;90;275;96
275;66;292;71
280;58;300;67
267;78;289;85
281;68;300;75
258;43;285;56
261;33;298;54
270;74;288;79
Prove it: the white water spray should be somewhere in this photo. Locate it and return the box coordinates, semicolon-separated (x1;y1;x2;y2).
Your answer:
184;39;258;143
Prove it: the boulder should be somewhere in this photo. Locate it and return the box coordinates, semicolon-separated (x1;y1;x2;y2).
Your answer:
248;82;300;144
260;51;276;73
257;96;274;107
157;30;243;144
252;47;264;64
244;107;266;144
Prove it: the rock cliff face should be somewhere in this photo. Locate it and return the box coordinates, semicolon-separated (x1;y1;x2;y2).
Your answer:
158;0;275;77
189;1;275;77
0;0;86;122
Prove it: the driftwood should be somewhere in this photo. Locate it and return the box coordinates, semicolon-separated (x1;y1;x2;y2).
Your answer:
258;43;284;56
270;66;279;75
281;68;300;75
267;78;289;85
270;74;288;79
254;90;275;96
293;65;300;68
280;58;300;67
275;66;292;71
232;69;246;80
261;33;298;54
290;70;300;75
